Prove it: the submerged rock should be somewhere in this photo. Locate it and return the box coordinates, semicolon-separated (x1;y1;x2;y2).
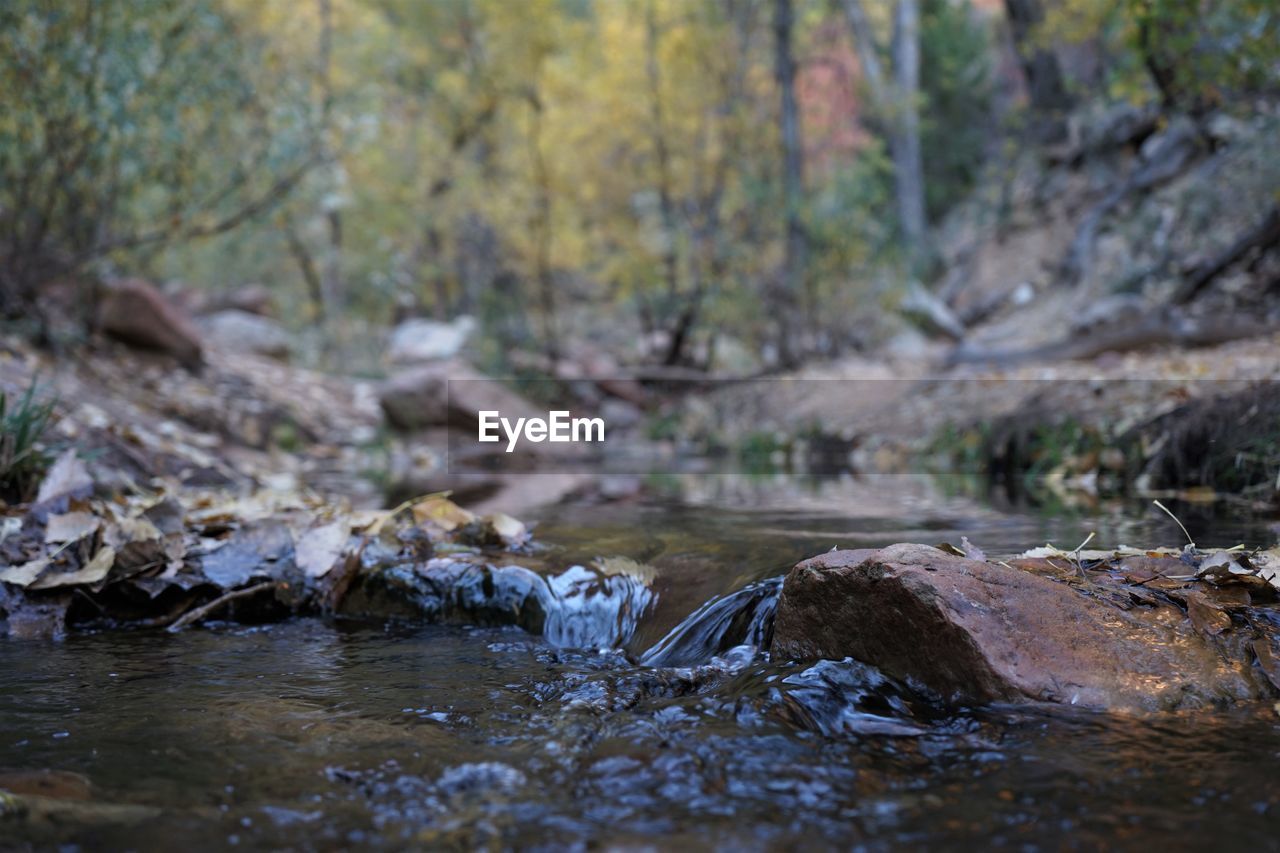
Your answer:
771;544;1270;712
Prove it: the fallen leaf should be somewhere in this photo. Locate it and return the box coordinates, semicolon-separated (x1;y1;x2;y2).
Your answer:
1251;547;1280;592
592;555;656;583
34;450;93;505
44;512;100;544
1197;550;1242;580
29;546;116;590
199;521;293;588
141;497;186;535
1182;590;1231;637
1116;556;1187;586
1253;639;1280;692
295;520;350;578
0;517;23;546
486;512;528;547
105;517;162;546
1018;545;1116;561
0;558;49;587
412;495;474;532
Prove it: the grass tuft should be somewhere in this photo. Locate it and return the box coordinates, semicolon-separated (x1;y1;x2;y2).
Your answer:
0;379;56;501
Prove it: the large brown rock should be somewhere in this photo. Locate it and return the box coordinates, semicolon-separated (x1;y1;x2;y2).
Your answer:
378;359;541;432
771;544;1266;712
97;279;204;369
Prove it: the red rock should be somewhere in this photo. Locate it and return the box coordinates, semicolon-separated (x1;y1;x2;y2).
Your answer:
771;543;1268;712
96;279;204;368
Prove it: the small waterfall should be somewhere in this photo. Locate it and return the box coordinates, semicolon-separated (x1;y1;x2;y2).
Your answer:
541;565;653;649
369;558;654;650
772;658;930;737
639;577;782;667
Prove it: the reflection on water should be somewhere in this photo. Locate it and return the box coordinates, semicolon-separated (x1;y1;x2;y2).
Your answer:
0;480;1277;849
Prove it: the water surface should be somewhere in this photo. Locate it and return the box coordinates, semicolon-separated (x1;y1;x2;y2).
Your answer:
2;477;1277;849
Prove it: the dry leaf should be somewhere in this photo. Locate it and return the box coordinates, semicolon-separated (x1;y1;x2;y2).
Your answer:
1253;639;1280;692
412;495;474;532
44;512;100;544
295;520;350;579
592;556;656;583
0;558;49;587
35;449;93;504
29;547;116;590
1183;590;1231;636
486;512;528;547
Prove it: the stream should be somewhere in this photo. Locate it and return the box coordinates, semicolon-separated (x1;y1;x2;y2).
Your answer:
1;475;1278;849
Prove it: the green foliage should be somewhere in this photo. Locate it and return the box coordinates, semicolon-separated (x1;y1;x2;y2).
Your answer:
738;431;788;475
0;0;315;317
1127;0;1279;111
919;0;993;222
1047;0;1279;109
0;381;55;501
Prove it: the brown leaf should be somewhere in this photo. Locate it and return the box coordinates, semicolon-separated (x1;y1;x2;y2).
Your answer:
1183;589;1231;637
1253;639;1280;692
411;495;475;533
1117;556;1186;585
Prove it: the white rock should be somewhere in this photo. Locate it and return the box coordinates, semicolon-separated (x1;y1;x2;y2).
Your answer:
388;316;476;364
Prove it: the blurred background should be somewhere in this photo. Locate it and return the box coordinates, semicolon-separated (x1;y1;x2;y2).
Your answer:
3;0;1275;367
0;0;1277;514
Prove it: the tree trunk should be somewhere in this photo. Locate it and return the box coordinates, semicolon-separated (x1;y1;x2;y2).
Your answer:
317;0;344;318
773;0;805;366
891;0;926;266
283;218;326;320
841;0;927;267
322;209;343;315
1003;0;1073;142
528;91;558;365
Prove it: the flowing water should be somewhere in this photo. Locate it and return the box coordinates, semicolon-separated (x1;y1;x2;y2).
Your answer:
1;475;1278;850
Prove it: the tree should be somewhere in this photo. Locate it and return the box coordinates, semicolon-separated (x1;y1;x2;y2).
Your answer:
773;0;806;364
840;0;927;266
919;0;992;222
1003;0;1073;140
0;0;317;329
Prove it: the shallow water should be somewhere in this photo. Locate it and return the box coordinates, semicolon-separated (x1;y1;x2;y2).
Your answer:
1;476;1278;850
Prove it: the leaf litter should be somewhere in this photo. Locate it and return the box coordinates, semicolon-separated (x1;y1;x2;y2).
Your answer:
0;458;539;638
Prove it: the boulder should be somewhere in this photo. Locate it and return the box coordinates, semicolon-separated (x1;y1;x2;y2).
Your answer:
200;310;293;360
771;544;1266;712
210;284;277;318
96;279;204;369
388;316;476;364
378;359;540;432
177;284;278;318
